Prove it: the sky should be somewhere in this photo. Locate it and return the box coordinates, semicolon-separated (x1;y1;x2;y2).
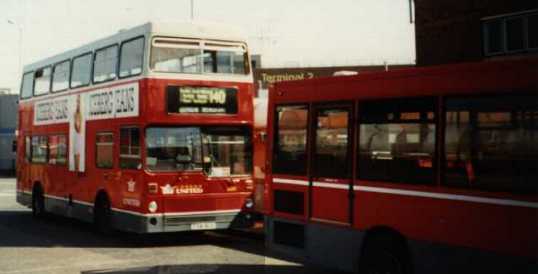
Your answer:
0;0;416;93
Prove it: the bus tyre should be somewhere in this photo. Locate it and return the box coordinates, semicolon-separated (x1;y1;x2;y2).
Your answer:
94;195;113;235
359;233;411;274
31;186;45;218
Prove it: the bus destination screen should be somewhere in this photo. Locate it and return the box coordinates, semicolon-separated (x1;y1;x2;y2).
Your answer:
167;86;238;114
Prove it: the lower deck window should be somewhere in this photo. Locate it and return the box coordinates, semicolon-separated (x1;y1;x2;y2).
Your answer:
445;95;537;193
96;133;114;168
31;136;48;163
48;135;67;165
145;126;252;175
358;98;436;184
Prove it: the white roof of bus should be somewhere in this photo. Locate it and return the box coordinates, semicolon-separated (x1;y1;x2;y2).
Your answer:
23;21;247;72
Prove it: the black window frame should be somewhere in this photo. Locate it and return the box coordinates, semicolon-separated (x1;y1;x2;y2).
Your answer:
442;93;538;194
119;36;145;79
482;10;538;57
33;66;52;97
356;97;438;185
70;51;93;89
272;104;310;176
311;103;354;179
51;59;71;93
92;44;119;85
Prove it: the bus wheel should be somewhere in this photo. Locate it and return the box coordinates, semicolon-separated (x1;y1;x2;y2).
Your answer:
358;232;411;274
31;185;45;218
94;194;112;235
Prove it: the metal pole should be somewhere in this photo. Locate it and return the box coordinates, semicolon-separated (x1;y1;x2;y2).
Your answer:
7;20;23;76
17;26;22;75
190;0;194;20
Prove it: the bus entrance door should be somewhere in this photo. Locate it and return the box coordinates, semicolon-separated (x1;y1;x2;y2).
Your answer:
309;104;353;225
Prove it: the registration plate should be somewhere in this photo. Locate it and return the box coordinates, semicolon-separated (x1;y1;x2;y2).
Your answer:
190;222;217;230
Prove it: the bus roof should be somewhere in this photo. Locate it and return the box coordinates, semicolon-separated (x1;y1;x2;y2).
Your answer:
23;21;248;73
271;58;538;101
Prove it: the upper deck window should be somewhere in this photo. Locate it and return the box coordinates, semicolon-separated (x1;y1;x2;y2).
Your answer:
119;37;144;78
34;67;51;96
71;53;92;88
52;60;70;92
20;72;34;99
150;38;249;75
93;45;119;83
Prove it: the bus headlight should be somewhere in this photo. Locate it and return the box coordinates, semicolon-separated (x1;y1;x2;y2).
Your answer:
148;201;158;213
245;198;254;209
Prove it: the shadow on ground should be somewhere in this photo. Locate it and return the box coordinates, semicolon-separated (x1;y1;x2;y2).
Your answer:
81;264;325;274
0;209;263;251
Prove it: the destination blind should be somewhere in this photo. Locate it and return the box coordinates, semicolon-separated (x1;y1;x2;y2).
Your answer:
167;86;238;114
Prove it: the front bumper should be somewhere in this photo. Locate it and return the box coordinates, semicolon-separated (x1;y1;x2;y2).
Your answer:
112;209;255;233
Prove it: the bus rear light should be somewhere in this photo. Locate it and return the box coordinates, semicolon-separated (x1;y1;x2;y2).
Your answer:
148;183;159;194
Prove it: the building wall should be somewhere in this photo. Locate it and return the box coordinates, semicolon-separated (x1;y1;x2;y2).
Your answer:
415;0;538;66
0;94;18;174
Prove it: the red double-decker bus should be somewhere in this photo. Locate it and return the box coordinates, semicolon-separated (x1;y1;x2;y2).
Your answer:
265;59;537;273
16;22;256;233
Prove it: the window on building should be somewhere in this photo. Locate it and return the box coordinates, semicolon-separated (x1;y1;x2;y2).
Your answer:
119;37;144;78
21;72;34;99
313;107;351;178
71;53;92;88
444;94;537;194
120;127;141;169
96;132;114;168
52;60;70;92
93;45;118;83
31;136;48;163
48;135;67;165
273;105;309;175
34;67;51;96
358;98;436;184
483;11;538;56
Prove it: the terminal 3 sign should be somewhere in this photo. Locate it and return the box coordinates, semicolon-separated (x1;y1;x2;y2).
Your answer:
253;65;412;89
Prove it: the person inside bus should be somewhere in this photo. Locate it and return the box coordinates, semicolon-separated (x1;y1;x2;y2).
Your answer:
175;146;193;170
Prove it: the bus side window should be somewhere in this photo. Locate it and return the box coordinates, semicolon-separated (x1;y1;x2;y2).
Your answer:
272;105;309;176
48;135;67;165
444;95;538;194
71;53;92;88
31;136;48;164
20;73;34;99
93;45;118;84
25;136;31;162
96;132;114;169
119;37;144;78
357;98;436;184
120;127;141;169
